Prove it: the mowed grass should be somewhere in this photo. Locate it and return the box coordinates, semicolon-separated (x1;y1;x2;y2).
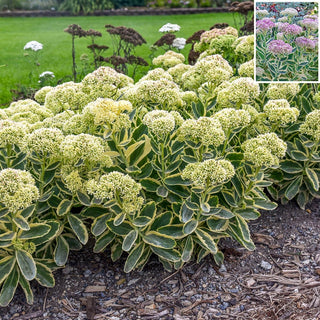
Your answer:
0;13;235;106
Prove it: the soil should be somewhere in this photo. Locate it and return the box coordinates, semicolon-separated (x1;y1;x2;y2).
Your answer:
1;200;320;320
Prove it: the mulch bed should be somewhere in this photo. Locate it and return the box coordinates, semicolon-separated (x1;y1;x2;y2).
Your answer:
1;199;320;320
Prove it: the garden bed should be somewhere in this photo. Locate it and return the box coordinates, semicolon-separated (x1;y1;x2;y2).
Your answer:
1;199;319;320
0;7;229;17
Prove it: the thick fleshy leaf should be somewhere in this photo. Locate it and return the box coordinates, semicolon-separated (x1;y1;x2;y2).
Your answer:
19;223;51;240
306;168;319;191
143;232;176;249
0;266;19;307
180;203;194;223
280;160;303;173
91;214;111;237
207;218;229;231
285;177;303;200
0;231;15;242
13;215;30;231
54;236;69;266
235;208;260;220
124;242;145;273
35;262;55;287
57;199;73;216
114;213;126;226
122;229;138;252
93;230;115;253
16;250;36;281
19;274;33;305
181;236;193;262
195;229;217;253
150;246;181;262
183;219;198;235
106;220;133;236
0;256;16;284
76;191;91;206
68;214;88;245
32;221;60;246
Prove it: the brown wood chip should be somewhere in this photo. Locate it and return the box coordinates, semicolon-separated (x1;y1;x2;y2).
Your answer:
84;285;106;292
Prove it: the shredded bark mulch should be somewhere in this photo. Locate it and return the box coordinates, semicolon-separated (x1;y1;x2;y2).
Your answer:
1;200;320;320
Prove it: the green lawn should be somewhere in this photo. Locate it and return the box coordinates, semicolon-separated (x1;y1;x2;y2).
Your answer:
0;13;235;106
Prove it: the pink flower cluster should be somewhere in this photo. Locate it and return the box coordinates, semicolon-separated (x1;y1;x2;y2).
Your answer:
256;18;275;32
295;36;317;50
300;17;318;30
277;23;303;35
268;40;293;55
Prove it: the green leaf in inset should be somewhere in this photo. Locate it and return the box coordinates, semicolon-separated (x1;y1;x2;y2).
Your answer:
122;229;138;252
16;250;36;281
68;214;88;245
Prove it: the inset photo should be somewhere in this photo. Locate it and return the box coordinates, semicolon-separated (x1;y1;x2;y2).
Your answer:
255;2;319;82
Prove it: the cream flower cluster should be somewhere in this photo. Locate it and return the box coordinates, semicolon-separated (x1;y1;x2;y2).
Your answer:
238;59;254;78
181;55;233;91
242;133;287;167
87;172;144;214
0;120;29;146
233;35;254;58
182;159;235;188
300;110;320;140
0;168;39;213
61;167;83;193
5;99;53;124
216;77;260;108
139;68;173;82
83;98;132;128
178;117;225;147
41;110;75;130
121;79;185;110
34;86;53;104
81;66;133;101
23;128;64;156
152;51;185;69
207;35;238;54
143;110;176;139
60;134;113;167
263;99;299;125
44;82;90;114
266;83;300;100
167;64;191;86
213;108;251;132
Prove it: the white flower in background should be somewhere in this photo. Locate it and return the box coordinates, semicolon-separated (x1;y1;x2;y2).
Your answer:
39;71;55;78
280;8;298;17
159;23;181;33
172;37;186;50
24;41;43;51
256;9;269;19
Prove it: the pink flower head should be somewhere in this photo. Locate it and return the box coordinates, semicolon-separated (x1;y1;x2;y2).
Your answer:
278;23;303;35
268;40;293;55
300;18;318;30
295;36;317;50
256;18;275;32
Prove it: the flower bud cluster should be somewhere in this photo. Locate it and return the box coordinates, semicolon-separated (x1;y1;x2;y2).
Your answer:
87;172;143;213
263;99;299;125
233;35;254;58
178;117;225;146
213;108;251;132
143;110;176;139
216;77;260;108
0;120;29;146
242;133;287;167
0;168;39;213
238;59;254;78
266;83;300;100
152;50;185;69
182;159;235;188
300;110;320;140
